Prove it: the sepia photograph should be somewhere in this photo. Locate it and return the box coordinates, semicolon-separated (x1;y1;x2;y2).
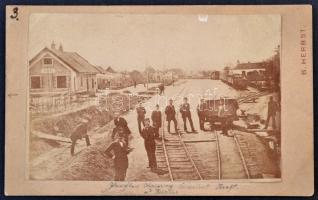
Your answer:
5;5;313;196
28;13;281;181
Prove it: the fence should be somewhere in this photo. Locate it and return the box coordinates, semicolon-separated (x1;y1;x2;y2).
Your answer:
30;94;98;116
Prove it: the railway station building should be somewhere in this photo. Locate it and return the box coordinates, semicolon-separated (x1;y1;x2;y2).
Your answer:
29;42;100;96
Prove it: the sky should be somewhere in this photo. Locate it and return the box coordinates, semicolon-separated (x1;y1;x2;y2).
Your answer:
29;14;280;71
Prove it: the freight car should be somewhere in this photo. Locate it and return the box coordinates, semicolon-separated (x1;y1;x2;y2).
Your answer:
202;98;239;130
225;74;248;90
211;71;220;80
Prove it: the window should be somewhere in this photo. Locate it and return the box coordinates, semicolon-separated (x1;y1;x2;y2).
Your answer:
43;58;53;65
31;76;41;89
81;76;83;86
56;76;67;88
92;79;94;88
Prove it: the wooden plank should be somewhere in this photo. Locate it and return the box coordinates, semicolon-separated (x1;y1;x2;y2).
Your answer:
32;131;71;143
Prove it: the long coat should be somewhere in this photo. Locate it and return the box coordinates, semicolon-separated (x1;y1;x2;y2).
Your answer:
136;106;146;119
151;110;162;128
180;103;191;118
141;126;156;151
165;105;176;121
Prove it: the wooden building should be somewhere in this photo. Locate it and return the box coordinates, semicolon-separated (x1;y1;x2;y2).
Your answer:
29;42;100;96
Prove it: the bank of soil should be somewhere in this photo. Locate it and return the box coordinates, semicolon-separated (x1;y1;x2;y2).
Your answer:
29;93;147;180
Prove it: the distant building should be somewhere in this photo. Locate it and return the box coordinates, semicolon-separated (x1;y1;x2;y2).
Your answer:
233;62;266;74
29;42;100;96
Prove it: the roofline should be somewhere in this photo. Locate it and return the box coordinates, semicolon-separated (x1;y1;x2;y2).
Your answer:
29;47;100;74
29;47;81;73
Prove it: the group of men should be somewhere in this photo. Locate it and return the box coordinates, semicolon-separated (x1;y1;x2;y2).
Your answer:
104;97;206;180
68;94;279;181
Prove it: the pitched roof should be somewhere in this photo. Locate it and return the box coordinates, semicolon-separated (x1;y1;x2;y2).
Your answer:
30;47;100;74
234;62;265;70
95;66;107;74
106;66;116;73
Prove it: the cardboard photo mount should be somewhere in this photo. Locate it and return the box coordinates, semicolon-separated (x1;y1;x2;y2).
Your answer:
5;5;313;196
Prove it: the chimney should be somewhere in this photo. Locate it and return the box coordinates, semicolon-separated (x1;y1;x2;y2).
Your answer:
51;41;56;50
58;43;63;52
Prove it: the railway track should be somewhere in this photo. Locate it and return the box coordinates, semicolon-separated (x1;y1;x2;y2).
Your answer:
156;122;253;180
156;84;205;181
237;91;269;104
154;82;259;181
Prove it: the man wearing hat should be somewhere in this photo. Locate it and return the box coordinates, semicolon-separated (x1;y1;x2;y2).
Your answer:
70;118;91;156
197;98;207;131
105;135;133;181
151;104;162;139
113;111;131;137
218;99;231;136
136;102;146;134
180;97;196;133
165;99;178;133
141;118;157;171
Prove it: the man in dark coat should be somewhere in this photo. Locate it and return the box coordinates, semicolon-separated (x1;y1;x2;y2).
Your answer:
197;98;207;131
112;126;130;145
70;119;91;156
113;112;131;135
136;102;146;134
141;118;157;171
159;83;165;95
218;100;233;136
151;104;162;139
165;99;178;133
264;96;279;130
105;135;132;181
180;97;196;133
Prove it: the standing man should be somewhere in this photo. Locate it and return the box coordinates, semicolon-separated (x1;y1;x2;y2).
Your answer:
151;104;162;139
218;100;232;136
264;96;279;130
165;99;178;133
70;118;91;156
104;135;133;181
180;97;196;133
197;98;207;131
136;102;146;134
141;118;157;172
159;84;164;95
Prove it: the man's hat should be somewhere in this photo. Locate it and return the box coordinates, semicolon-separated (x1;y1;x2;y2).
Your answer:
183;97;188;100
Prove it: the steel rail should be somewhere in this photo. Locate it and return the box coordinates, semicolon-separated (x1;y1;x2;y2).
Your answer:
233;133;251;179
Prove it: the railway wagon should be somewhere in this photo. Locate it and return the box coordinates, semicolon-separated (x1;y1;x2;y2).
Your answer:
227;74;248;90
211;71;220;80
203;98;239;129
